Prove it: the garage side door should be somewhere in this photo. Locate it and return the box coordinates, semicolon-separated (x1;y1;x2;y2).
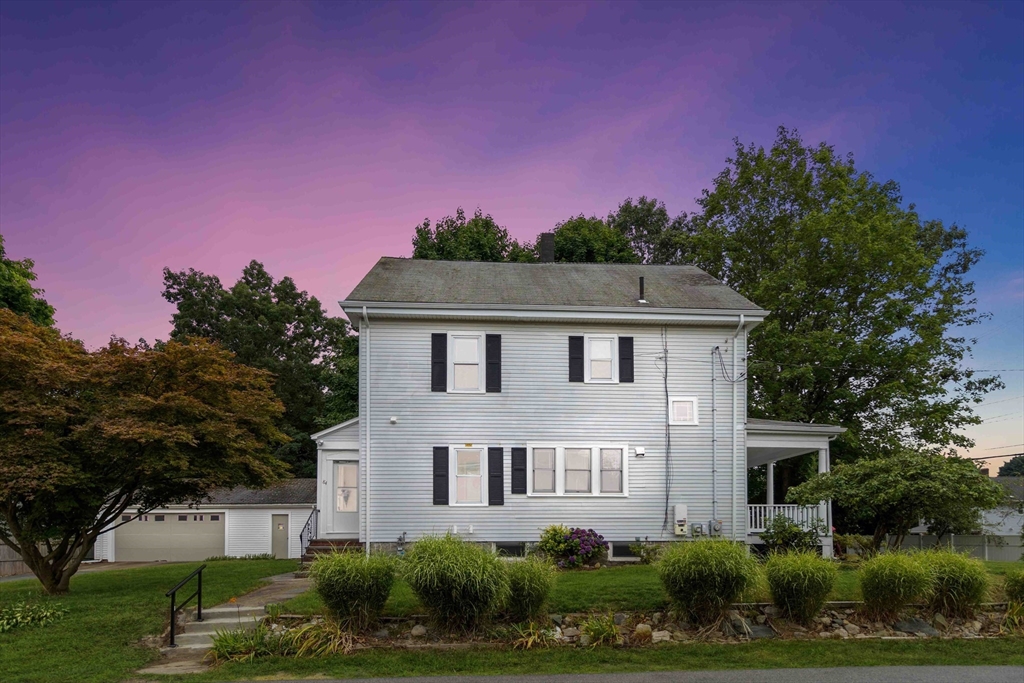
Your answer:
115;512;225;562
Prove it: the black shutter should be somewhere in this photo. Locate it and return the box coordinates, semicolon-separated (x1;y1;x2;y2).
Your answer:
433;446;449;505
568;336;584;382
619;336;634;383
486;334;501;393
431;333;447;392
511;447;527;494
488;447;504;506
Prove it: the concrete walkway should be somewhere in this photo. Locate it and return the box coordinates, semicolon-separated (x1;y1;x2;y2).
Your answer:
247;668;1023;683
137;572;309;676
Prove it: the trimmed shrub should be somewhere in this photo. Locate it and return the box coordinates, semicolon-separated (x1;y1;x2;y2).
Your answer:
764;550;837;624
537;524;608;568
859;553;930;620
404;534;509;632
1005;567;1024;604
918;549;989;617
501;556;556;623
310;551;398;631
657;539;758;625
759;514;826;554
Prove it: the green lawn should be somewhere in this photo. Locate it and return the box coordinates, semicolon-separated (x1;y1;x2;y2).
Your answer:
151;637;1024;682
0;559;297;683
284;561;1016;617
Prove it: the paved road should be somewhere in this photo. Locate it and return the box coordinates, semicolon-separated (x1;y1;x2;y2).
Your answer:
249;668;1023;683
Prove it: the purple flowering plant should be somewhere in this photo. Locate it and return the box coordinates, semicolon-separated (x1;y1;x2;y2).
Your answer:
537;524;608;569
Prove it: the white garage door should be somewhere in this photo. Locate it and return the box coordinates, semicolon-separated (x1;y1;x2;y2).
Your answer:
115;512;225;562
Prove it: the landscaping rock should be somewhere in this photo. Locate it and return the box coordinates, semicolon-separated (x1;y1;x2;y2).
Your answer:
933;614;948;628
652;630;671;643
763;605;780;617
634;623;653;639
894;618;938;637
550;614;563;626
970;620;983;632
652;612;663;625
373;628;390;639
579;634;592;647
844;623;861;636
748;624;776;640
817;631;833;639
411;624;427;637
834;627;850;639
720;621;737;637
562;627;580;639
755;614;767;625
613;612;627;626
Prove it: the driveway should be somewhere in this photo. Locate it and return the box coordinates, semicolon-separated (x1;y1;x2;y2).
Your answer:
248;667;1023;683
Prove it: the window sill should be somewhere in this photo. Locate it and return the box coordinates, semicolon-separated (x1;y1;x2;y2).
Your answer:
448;502;489;507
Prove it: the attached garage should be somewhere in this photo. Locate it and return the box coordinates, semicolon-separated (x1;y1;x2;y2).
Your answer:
113;511;225;562
94;479;316;562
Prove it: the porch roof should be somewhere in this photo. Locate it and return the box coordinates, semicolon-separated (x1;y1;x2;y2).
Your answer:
746;418;845;468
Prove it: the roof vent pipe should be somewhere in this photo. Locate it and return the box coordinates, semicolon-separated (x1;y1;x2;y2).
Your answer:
539;233;555;263
638;276;647;303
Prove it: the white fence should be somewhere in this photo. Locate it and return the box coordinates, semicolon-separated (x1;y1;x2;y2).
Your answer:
748;504;825;534
890;534;1023;562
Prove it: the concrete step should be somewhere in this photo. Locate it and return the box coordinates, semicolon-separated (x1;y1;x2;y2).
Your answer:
163;641;214;652
170;632;218;647
185;617;262;635
192;605;264;618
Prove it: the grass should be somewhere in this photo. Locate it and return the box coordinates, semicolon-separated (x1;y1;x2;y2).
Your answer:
148;637;1024;681
282;561;1017;618
0;559;297;683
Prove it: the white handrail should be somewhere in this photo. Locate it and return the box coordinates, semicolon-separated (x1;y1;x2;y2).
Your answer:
747;504;824;533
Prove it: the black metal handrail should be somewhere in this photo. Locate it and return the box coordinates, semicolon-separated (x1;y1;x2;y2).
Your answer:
299;507;318;558
165;563;206;648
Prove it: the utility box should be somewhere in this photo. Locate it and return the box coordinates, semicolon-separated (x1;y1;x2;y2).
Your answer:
691;522;705;537
673;504;688;536
708;519;723;536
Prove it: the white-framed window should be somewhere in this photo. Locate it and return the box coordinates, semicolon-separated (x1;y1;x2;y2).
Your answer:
669;396;699;425
448;332;485;393
584;334;618;383
526;444;628;496
449;444;489;506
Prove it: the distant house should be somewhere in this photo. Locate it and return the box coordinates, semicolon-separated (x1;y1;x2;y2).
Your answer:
309;249;844;558
91;479;316;562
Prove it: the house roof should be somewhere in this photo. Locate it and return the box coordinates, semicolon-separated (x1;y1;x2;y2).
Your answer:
205;478;316;506
343;258;764;312
745;418;846;435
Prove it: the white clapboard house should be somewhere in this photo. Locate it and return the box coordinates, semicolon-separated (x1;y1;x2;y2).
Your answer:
310;242;844;559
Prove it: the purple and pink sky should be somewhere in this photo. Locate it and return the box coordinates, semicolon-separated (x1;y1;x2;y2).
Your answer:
2;1;1022;466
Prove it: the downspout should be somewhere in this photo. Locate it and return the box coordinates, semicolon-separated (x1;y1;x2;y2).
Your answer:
711;346;717;522
362;305;371;558
731;314;745;542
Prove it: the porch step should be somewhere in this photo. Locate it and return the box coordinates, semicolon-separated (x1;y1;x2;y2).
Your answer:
182;616;262;635
301;539;363;563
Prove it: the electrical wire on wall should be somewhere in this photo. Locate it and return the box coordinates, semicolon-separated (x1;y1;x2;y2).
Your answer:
660;326;673;531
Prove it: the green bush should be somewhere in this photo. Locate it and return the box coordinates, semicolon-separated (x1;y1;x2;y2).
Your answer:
859;553;930;620
763;551;837;624
579;613;621;646
628;538;664;565
657;539;758;625
310;551;398;631
759;514;826;553
918;550;989;617
1005;567;1024;604
404;534;509;632
501;556;555;623
0;601;68;634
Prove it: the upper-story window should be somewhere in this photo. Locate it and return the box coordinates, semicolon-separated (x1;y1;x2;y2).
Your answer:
669;396;699;425
569;335;633;383
449;333;485;392
432;332;501;393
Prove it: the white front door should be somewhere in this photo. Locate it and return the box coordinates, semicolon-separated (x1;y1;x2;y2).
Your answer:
331;460;359;537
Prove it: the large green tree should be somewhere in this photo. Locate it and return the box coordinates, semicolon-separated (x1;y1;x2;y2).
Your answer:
412;207;533;262
547;215;638;263
0;309;288;593
607;196;677;264
162;261;357;477
669;127;999;470
0;233;55;327
787;451;1005;550
998;454;1024;477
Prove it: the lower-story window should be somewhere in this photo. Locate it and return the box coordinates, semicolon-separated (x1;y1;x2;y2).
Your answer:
527;444;628;496
450;445;488;505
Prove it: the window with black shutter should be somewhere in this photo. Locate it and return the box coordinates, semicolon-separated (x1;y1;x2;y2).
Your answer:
488;447;504;505
568;336;584;382
485;334;501;392
619;336;634;383
511;447;527;494
432;446;449;505
431;334;447;392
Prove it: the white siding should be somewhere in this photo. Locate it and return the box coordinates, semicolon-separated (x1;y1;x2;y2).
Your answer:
359;318;747;544
225;508;313;559
92;526;113;561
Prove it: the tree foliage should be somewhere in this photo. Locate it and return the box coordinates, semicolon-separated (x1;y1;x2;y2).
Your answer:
998;454;1024;477
0;309;288;594
786;451;1006;551
548;215;638;263
412;207;533;262
606;196;674;264
670;126;999;464
162;261;357;477
0;234;55;327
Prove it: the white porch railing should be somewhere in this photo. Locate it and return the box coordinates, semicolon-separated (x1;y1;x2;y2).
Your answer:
747;504;825;534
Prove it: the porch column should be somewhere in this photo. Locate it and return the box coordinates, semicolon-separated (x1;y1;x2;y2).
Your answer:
818;447;833;558
766;461;775;506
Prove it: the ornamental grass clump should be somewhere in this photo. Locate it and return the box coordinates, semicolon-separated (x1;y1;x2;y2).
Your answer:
763;550;837;624
500;556;556;623
1003;567;1024;633
404;534;509;633
657;539;758;625
310;551;398;631
858;552;930;620
918;549;989;618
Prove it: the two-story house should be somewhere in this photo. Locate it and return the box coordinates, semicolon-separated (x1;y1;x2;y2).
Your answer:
309;243;843;559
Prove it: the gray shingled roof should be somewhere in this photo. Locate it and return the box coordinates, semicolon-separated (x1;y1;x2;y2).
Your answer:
344;258;763;311
206;478;316;506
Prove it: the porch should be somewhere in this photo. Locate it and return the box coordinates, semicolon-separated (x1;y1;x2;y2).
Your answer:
745;418;845;555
